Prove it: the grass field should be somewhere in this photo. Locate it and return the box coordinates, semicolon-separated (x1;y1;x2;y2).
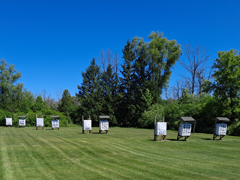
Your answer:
0;127;239;180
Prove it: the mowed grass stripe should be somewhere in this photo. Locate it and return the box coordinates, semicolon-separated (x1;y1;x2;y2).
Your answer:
15;128;57;179
30;129;140;179
23;128;119;179
0;128;14;179
0;127;240;180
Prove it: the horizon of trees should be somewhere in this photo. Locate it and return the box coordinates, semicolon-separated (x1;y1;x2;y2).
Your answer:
1;31;240;135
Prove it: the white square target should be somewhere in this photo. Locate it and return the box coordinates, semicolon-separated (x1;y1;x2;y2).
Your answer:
19;119;26;126
216;123;227;135
6;118;12;126
52;120;59;128
99;121;109;131
155;122;167;135
83;120;92;130
36;118;44;127
179;123;192;136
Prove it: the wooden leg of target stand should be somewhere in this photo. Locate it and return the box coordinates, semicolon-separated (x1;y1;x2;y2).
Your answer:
220;135;225;140
213;134;217;140
162;135;166;141
106;130;108;134
99;130;101;134
82;130;84;134
184;136;189;141
177;135;181;140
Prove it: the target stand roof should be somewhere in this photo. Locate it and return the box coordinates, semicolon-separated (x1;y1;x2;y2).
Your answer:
99;115;110;119
214;117;230;122
179;117;196;122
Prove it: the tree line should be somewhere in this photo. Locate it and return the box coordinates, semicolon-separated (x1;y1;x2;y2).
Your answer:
1;31;240;135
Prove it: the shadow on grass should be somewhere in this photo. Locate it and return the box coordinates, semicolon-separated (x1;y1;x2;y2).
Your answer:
201;138;212;140
167;138;187;141
79;132;108;134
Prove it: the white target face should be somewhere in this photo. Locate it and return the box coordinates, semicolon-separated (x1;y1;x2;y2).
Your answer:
99;121;109;131
6;118;12;126
36;118;44;127
19;119;26;126
216;123;227;135
179;123;192;136
52;120;59;128
155;122;167;135
83;120;92;130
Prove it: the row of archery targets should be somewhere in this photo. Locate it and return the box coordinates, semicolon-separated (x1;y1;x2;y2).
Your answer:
154;116;230;141
5;115;60;130
5;115;230;140
5;115;110;133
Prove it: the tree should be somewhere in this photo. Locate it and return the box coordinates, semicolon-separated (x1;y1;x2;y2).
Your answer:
0;58;23;112
180;44;210;94
100;64;119;125
59;89;74;116
118;40;136;126
77;58;102;125
31;96;44;112
119;31;182;126
204;49;240;120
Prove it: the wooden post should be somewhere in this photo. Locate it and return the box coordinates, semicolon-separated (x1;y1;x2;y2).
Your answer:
89;115;91;133
161;116;165;141
154;116;156;141
82;115;84;134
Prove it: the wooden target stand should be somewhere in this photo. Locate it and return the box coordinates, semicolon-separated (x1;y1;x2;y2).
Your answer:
18;116;26;128
5;115;12;127
213;117;230;140
51;116;60;130
177;117;196;141
99;115;110;134
36;115;44;130
82;115;92;134
154;116;167;141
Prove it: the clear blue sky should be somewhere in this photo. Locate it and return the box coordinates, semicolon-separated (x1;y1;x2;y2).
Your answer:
0;0;239;99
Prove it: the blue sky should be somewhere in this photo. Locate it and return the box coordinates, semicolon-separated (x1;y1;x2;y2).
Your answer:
0;0;239;99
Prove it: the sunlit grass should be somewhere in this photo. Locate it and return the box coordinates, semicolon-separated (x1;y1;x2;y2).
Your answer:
0;127;239;179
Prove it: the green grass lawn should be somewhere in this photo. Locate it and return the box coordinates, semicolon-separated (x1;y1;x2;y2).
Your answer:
0;127;239;180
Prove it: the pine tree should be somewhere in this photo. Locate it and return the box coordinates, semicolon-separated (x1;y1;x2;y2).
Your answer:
100;64;118;125
118;41;136;126
77;58;102;125
59;89;74;117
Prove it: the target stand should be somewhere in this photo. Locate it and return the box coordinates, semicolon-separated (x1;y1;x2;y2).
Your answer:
36;115;44;130
18;116;26;127
5;115;12;127
154;116;167;141
99;115;109;134
177;117;196;141
51;116;60;130
82;115;92;134
213;117;230;140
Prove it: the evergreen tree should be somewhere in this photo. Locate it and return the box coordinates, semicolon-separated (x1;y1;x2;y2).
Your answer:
59;89;74;117
77;58;102;125
118;41;136;126
100;64;119;125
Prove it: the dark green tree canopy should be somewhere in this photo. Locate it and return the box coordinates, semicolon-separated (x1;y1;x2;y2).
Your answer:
204;49;240;120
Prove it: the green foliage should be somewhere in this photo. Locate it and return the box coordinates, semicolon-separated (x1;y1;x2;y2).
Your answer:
100;64;119;126
119;32;182;127
204;49;240;121
227;119;240;136
77;58;102;126
59;89;75;117
0;58;23;112
138;103;164;128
